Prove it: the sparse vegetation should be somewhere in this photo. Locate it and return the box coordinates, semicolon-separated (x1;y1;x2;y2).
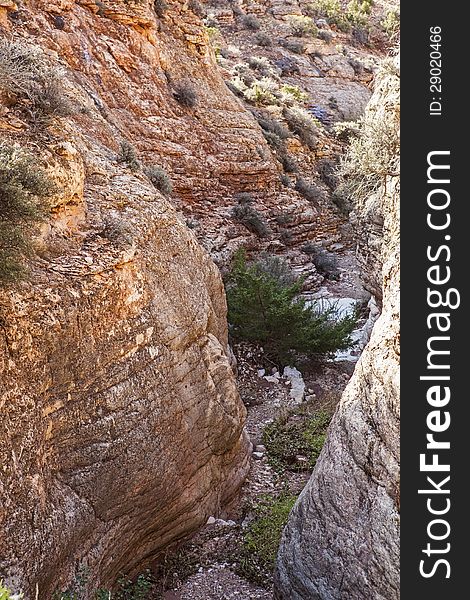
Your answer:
254;32;272;47
305;0;351;32
231;203;270;238
144;164;173;196
279;153;297;173
351;25;370;47
101;217;135;247
280;174;291;187
295;177;323;202
188;0;205;18
247;56;272;76
241;14;261;31
283;106;320;150
117;141;140;172
226;250;357;363
289;15;318;38
0;39;73;126
305;0;374;35
279;38;305;54
274;56;300;76
255;113;290;140
153;0;168;18
53;568;154;600
243;78;279;106
346;0;373;27
348;57;364;75
0;142;55;284
173;81;198;108
336;58;399;204
0;581;23;600
317;29;333;42
238;493;297;585
381;10;400;40
316;158;339;189
263;409;331;472
280;84;308;104
302;244;340;280
333;120;361;142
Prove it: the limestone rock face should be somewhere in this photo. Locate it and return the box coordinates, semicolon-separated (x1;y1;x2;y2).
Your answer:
0;1;253;596
275;61;400;600
0;168;251;596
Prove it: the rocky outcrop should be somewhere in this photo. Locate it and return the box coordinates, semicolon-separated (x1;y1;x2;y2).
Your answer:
0;1;254;596
275;59;400;599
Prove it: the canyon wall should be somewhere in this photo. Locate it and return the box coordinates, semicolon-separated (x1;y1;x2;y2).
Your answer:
0;0;261;596
275;59;400;600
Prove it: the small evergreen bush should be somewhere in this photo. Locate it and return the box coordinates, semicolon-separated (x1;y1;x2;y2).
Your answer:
226;250;356;363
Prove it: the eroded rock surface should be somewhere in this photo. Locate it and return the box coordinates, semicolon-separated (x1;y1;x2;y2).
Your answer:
0;1;254;596
275;60;400;600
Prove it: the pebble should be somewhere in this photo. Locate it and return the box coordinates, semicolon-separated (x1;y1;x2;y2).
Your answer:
252;452;264;460
254;444;266;453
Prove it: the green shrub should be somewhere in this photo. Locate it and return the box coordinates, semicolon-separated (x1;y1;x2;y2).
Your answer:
117;141;140;172
289;15;318;37
346;0;373;27
381;10;400;40
238;493;297;585
280;84;308;104
0;581;23;600
173;81;198;107
53;569;153;600
241;14;261;31
0;142;54;284
263;410;331;471
144;164;173;196
226;250;357;363
306;0;351;32
114;570;153;600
